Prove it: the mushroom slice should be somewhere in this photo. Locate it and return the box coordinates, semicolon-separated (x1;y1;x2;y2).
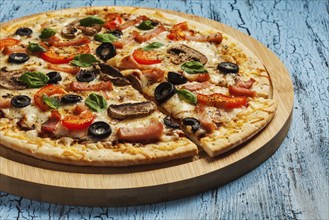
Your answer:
167;44;208;65
99;63;130;86
108;101;157;120
61;22;79;39
0;67;28;90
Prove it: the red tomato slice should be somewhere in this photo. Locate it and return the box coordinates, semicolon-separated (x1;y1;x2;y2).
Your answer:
62;110;95;130
132;49;161;65
104;14;123;30
229;86;256;97
34;85;67;111
41;44;90;64
197;93;248;109
0;38;20;50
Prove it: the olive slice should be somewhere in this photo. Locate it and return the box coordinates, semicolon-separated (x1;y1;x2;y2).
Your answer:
217;62;239;74
46;71;62;84
61;94;83;104
163;116;180;129
167;71;188;85
96;43;116;61
76;70;97;82
11;95;31;108
154;82;176;104
108;30;123;38
8;53;29;64
183;117;200;132
88;121;112;139
15;27;33;36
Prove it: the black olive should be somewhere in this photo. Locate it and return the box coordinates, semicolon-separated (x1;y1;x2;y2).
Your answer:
8;53;29;64
46;71;62;84
217;62;239;74
108;30;123;38
154;82;176;104
76;70;97;82
88;121;112;139
11;95;31;108
183;117;200;132
15;27;33;36
167;71;188;85
61;94;83;104
164;116;180;129
96;43;116;61
151;21;159;26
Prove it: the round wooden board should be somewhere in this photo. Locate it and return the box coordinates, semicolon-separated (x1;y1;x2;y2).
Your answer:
0;7;293;207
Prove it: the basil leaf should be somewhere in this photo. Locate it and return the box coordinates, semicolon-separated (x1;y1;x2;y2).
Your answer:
70;54;99;67
136;20;154;30
19;72;49;88
176;89;197;105
79;16;105;27
85;93;107;112
42;94;60;109
181;61;208;74
142;42;164;51
94;33;117;43
27;43;47;52
39;28;56;39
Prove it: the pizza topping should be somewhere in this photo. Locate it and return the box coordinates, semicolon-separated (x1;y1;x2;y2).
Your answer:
46;71;62;84
19;71;49;88
167;44;207;65
217;62;239;74
186;32;223;44
197;93;248;109
42;94;60;109
0;99;11;108
61;94;83;104
69;81;113;91
94;33;117;43
107;30;123;38
142;42;164;51
2;45;26;55
79;16;105;27
96;42;117;61
27;43;47;52
76;69;98;82
99;63;130;86
229;86;256;97
15;27;33;36
182;117;200;133
108;101;156;120
61;25;79;39
132;48;161;65
41;110;61;134
34;84;67;111
181;61;208;74
0;67;28;90
85;93;107;112
8;53;29;64
88;121;112;139
0;38;20;50
118;15;148;31
141;68;164;82
176;89;197;105
104;13;123;31
163;116;180;129
11;95;31;108
182;81;212;91
47;64;80;75
48;36;90;47
62;108;95;130
132;25;166;43
17;116;35;131
117;119;163;144
236;78;255;89
136;20;155;30
167;71;188;85
71;54;99;67
41;44;90;64
39;28;56;39
154;82;176;104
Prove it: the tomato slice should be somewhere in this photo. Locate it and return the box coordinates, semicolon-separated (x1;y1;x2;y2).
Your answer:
132;49;161;65
41;44;90;64
229;86;256;97
62;110;95;130
34;85;67;111
197;93;248;109
0;38;20;50
104;14;123;30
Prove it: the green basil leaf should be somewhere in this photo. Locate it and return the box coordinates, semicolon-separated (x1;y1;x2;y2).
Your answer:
85;93;107;112
142;42;164;51
39;28;56;39
27;43;47;52
70;54;99;67
94;33;117;43
181;61;208;74
42;94;60;109
136;20;154;30
19;72;49;88
79;16;105;27
176;89;197;105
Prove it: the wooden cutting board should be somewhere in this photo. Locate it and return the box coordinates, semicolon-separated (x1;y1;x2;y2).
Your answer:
0;7;294;207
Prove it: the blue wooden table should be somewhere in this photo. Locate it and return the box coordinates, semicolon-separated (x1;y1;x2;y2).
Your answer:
1;0;328;219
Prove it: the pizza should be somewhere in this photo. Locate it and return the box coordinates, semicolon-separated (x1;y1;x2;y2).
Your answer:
0;7;277;166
